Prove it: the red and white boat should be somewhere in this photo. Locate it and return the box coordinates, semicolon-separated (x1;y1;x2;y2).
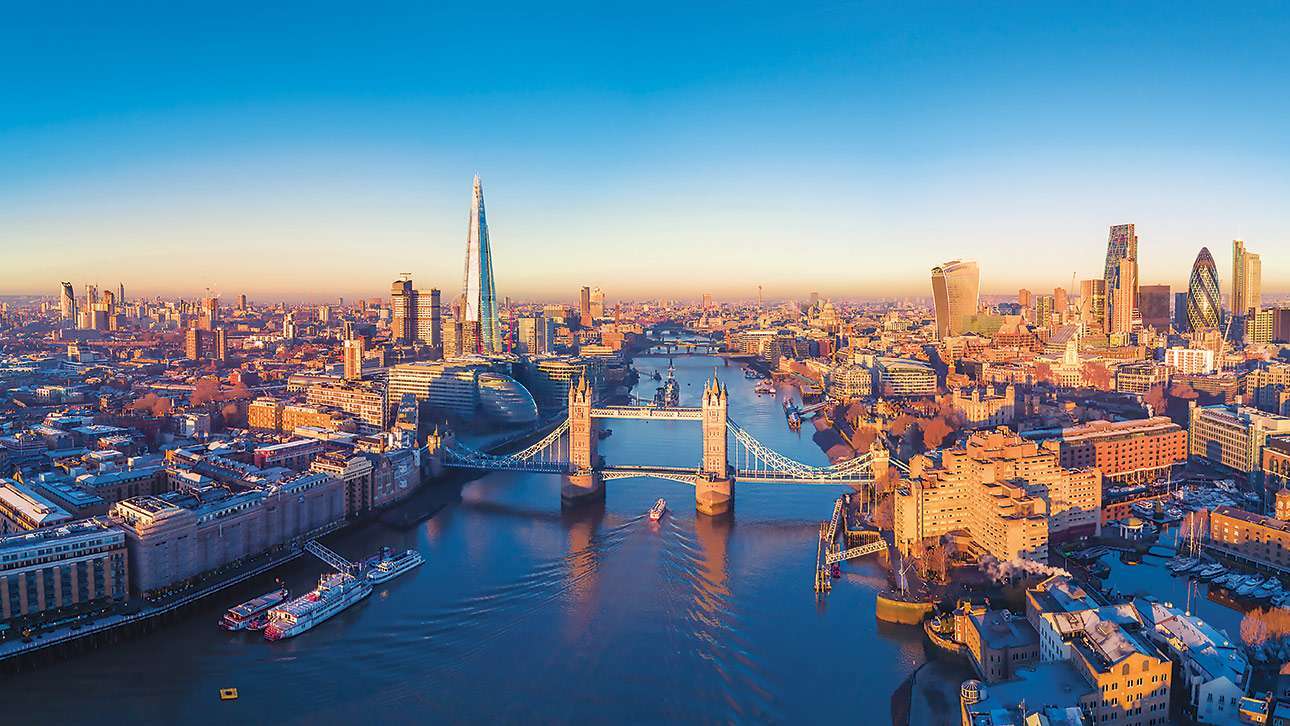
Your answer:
219;587;289;631
263;573;371;641
649;498;667;522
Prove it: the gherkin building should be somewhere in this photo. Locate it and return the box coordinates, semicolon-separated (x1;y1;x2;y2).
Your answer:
1186;246;1221;332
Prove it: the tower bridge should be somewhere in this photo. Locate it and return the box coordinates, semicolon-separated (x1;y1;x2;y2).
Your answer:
439;374;907;516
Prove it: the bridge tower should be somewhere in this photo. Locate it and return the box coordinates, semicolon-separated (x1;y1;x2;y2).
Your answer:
696;373;734;516
562;375;604;505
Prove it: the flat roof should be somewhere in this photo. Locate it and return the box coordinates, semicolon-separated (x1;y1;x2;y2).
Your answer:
0;480;74;526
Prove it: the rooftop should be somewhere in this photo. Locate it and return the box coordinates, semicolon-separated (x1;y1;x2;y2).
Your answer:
0;479;74;526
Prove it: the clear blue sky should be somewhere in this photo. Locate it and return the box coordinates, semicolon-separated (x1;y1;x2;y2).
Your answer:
3;2;1288;302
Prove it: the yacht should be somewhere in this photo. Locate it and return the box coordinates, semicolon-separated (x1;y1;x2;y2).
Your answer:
1195;563;1226;580
220;587;289;631
367;549;425;585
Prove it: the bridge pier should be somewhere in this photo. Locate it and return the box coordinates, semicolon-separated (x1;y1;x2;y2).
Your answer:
695;474;734;516
561;470;605;506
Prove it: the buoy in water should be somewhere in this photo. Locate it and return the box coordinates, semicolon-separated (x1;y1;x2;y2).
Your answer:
219;688;239;701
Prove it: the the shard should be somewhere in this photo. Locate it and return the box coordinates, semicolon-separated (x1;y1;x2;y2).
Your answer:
462;174;501;353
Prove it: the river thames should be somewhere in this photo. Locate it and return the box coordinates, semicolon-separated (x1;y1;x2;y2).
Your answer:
4;355;928;723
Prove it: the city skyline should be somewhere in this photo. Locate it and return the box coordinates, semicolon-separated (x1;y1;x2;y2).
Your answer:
4;4;1290;299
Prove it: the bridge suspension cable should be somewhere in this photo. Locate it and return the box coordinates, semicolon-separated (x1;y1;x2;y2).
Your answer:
442;420;571;472
726;420;908;483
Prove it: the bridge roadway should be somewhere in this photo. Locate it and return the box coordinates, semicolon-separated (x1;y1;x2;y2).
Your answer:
599;464;879;486
590;406;702;420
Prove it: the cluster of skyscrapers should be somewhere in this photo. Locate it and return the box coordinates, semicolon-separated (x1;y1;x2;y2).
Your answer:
931;224;1267;342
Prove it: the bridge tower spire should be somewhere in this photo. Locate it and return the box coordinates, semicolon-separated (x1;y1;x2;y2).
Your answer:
696;371;734;516
562;374;604;506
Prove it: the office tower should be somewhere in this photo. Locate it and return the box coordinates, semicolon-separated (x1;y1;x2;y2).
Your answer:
1079;279;1105;329
390;278;414;343
589;287;605;320
318;305;331;324
59;281;76;320
703;293;715;310
283;312;297;340
118;282;125;306
1103;224;1138;335
1138;284;1171;329
1186;247;1221;332
1173;292;1189;332
199;296;219;331
462;175;500;353
930;260;979;339
1034;295;1055;327
1232;239;1262;316
238;293;247;311
1109;257;1137;335
343;337;365;380
579;286;592;326
1018;289;1031;309
342;321;355;340
415;288;442;347
1053;287;1067;316
518;315;552;356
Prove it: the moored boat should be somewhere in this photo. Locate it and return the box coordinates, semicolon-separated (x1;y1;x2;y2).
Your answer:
220;587;289;631
264;573;371;641
367;548;425;585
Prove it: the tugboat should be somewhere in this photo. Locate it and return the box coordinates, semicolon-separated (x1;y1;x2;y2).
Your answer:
366;548;425;585
649;498;667;522
220;586;290;631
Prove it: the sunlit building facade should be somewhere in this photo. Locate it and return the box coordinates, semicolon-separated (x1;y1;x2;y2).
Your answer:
1103;224;1138;335
1186;247;1221;332
931;260;979;339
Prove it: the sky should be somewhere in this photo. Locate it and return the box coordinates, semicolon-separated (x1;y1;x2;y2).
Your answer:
2;2;1288;303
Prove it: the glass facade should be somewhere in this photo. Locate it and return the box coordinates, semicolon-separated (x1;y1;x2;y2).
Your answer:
1186;246;1221;332
462;175;501;354
1102;224;1138;334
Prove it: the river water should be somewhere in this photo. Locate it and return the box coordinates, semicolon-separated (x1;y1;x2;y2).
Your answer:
4;355;926;723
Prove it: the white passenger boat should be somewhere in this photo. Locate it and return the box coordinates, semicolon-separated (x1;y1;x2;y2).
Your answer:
366;548;425;585
264;573;371;641
649;498;667;522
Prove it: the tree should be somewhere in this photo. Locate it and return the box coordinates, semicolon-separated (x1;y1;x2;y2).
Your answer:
126;393;171;417
1034;362;1054;384
190;377;221;406
922;417;954;449
1242;610;1273;647
1143;384;1166;414
1082;362;1111;391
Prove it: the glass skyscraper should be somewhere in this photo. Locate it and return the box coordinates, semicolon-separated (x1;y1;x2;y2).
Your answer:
462;175;501;353
1102;223;1138;334
1186;246;1221;332
930;259;979;339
